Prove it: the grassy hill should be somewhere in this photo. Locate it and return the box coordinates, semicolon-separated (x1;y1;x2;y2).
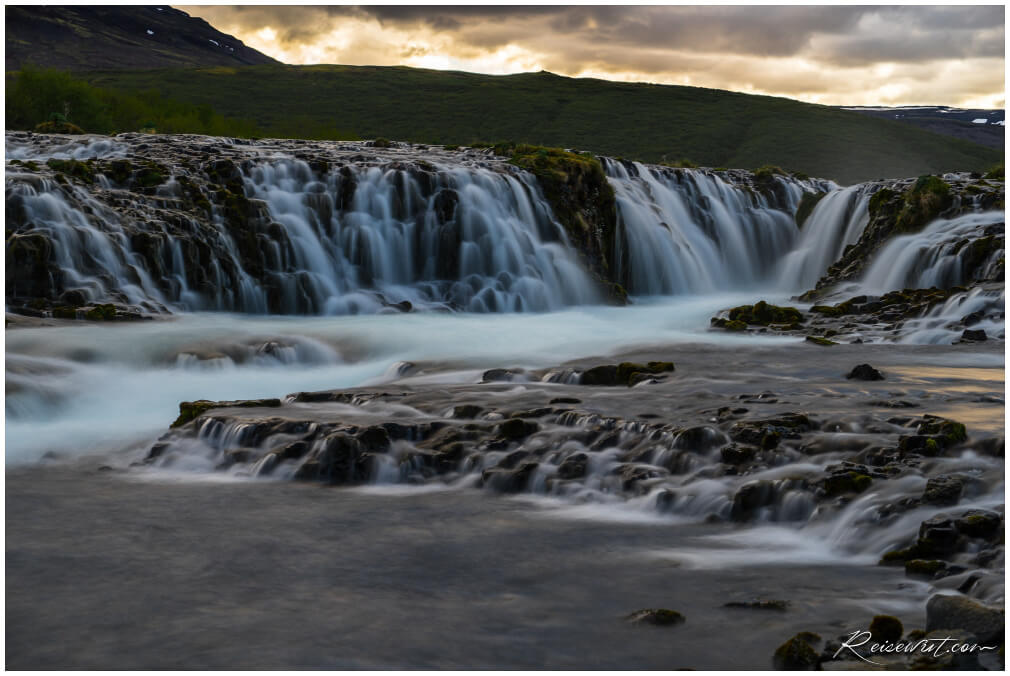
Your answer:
82;65;1001;185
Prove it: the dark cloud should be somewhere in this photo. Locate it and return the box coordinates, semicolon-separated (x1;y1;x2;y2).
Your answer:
177;5;1005;106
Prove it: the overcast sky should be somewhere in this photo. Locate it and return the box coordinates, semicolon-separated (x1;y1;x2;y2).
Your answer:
179;5;1005;108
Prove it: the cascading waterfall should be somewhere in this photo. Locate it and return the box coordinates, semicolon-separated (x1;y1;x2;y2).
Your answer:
7;154;601;314
859;211;1005;292
603;159;829;294
775;184;872;290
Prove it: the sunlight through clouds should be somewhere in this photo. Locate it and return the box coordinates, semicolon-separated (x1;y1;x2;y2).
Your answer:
178;5;1005;107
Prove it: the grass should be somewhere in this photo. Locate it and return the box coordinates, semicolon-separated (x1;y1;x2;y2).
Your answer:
9;64;1001;184
6;65;262;138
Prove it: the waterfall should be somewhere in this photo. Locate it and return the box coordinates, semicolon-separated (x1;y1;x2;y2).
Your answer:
859;212;1005;292
603;159;828;295
775;185;871;290
6;133;1003;317
6;153;600;314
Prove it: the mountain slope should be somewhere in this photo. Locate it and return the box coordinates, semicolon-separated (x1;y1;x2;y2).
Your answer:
5;5;277;71
84;65;1001;185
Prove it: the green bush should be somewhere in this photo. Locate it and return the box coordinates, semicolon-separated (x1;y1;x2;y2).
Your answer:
6;65;263;138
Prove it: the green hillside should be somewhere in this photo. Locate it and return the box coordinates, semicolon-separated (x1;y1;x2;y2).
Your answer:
77;64;1001;184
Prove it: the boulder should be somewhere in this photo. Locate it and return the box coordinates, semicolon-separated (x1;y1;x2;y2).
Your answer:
925;594;1004;644
773;632;821;670
846;364;884;381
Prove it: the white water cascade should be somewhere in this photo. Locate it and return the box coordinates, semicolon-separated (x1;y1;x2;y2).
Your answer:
603;159;829;295
776;185;872;290
7;156;601;314
859;211;1005;292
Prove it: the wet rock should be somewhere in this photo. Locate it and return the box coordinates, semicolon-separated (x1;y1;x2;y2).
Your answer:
962;310;985;326
580;361;675;386
904;559;947;579
625;608;685;626
922;474;973;506
170;398;282;428
294;433;371;485
724;599;789;611
482;368;523;383
730;480;777;521
556;452;589;480
496;418;539;440
451;404;484;419
481;460;539;493
960;328;988;342
845;364;884;381
549;397;581;405
773;632;821;670
729;413;812;449
820;470;873;497
925;594;1004;644
720;444;756;465
955;509;1002;539
917;514;961;556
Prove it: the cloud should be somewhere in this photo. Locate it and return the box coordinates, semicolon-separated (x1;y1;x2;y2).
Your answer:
176;5;1005;107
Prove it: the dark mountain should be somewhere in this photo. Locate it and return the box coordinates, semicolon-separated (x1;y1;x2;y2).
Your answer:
839;106;1005;149
5;5;278;71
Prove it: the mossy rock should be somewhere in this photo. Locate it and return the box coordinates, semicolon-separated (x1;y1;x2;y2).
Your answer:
869;614;904;642
904;559;947;578
983;163;1004;180
868;187;897;215
916;415;967;446
581;361;674;386
805;335;838;346
773;633;820;670
45;158;95;183
497;418;539;440
497;143;619;296
821;471;872;496
83;304;117;321
171;398;282;428
371;137;393;148
728;300;804;326
895;175;952;233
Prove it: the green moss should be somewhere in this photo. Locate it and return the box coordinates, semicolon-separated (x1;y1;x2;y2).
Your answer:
869;615;903;642
728;300;804;326
822;471;872;496
753;165;787;182
880;546;918;565
443;144;460;150
795;191;826;229
895;175;952;233
868;187;897;215
83;304;116;321
773;634;820;670
805;335;838;346
135;164;166;188
724;319;748;331
904;559;946;578
496;143;618;294
983;162;1004;180
45;158;95;183
371;137;393;148
170;397;282;428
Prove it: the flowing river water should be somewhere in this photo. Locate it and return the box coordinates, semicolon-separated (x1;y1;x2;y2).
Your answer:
5;133;1005;668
